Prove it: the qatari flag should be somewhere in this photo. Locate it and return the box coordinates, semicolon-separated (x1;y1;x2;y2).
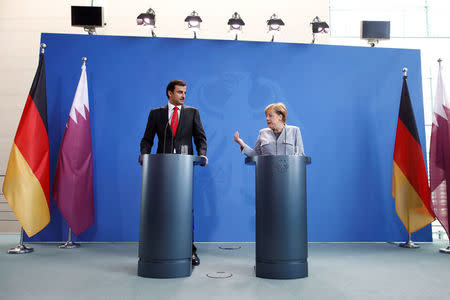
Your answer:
53;60;94;236
430;62;450;237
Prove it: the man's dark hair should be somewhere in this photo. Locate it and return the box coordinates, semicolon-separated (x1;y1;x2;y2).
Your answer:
166;80;187;98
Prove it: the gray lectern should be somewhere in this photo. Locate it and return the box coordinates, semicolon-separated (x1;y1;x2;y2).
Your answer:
138;154;204;278
245;155;311;279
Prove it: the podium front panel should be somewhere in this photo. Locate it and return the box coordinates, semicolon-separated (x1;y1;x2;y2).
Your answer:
138;154;201;278
247;155;310;279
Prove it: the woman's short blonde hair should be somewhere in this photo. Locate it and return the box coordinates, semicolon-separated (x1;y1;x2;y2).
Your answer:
264;102;287;123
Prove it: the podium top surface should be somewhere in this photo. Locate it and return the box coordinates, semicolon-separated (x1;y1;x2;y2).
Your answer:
245;155;311;165
143;153;206;165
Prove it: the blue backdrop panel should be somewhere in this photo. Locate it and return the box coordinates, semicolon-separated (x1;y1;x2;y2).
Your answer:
26;33;431;242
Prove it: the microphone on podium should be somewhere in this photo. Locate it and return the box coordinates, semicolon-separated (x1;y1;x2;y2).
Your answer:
163;119;171;154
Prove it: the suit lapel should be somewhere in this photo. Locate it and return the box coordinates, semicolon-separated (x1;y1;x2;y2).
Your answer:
176;105;186;137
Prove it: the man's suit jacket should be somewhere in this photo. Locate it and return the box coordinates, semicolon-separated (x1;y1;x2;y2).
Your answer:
140;105;207;156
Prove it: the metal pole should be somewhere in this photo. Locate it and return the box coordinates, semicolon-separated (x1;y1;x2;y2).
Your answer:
434;58;450;254
7;43;46;254
397;67;421;249
425;0;430;37
8;227;34;254
439;242;450;254
58;227;80;249
399;232;420;248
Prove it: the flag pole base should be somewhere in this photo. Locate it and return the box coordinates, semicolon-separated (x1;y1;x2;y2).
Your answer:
58;241;80;249
8;244;34;254
59;227;80;248
439;245;450;254
399;240;420;248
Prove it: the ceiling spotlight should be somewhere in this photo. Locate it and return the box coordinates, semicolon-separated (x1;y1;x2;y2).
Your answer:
228;12;245;40
185;11;202;39
137;8;156;37
267;14;285;42
310;16;329;44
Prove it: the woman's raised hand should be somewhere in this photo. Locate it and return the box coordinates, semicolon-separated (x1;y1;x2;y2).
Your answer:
234;131;245;149
234;131;240;143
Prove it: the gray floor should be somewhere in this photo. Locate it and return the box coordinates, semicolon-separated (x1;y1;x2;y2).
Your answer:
1;234;450;300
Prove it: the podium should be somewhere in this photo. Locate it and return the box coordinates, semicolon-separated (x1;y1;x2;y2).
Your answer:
245;155;311;279
138;154;204;278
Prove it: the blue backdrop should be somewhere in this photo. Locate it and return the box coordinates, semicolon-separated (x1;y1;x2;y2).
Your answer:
27;33;431;242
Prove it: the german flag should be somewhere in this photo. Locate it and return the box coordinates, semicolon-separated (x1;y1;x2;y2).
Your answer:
393;76;435;234
2;52;50;237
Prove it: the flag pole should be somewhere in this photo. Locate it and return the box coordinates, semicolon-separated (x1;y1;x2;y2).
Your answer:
439;243;450;253
58;227;80;249
40;43;46;54
8;227;34;254
397;67;421;249
58;56;87;249
7;42;48;255
400;232;419;248
435;58;450;254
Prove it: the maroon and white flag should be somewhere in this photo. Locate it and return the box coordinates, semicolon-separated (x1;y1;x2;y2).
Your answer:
53;61;94;236
430;62;450;237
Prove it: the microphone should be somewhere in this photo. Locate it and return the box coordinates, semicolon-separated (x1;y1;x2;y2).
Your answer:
162;119;171;154
171;130;175;154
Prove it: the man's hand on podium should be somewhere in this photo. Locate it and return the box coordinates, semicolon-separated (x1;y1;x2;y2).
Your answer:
138;155;143;165
200;155;208;166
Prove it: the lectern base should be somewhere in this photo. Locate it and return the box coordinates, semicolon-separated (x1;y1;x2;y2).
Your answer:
256;259;308;279
138;258;192;278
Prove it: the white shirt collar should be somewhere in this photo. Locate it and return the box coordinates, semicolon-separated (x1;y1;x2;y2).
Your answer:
168;102;182;111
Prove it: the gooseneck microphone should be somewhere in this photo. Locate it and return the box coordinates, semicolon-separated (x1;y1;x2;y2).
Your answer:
162;119;171;154
171;130;175;154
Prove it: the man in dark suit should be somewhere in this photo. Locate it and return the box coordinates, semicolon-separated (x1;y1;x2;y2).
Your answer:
140;79;208;266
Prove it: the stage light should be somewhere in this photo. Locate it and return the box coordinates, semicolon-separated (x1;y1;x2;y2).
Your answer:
310;16;329;44
185;11;202;39
228;12;245;40
137;8;156;37
267;14;285;42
